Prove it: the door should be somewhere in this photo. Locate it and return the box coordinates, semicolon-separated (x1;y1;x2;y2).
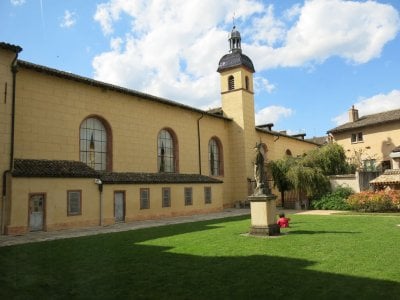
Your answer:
114;192;125;222
29;194;45;231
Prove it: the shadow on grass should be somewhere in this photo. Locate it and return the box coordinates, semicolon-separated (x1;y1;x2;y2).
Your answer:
288;230;361;235
0;217;399;299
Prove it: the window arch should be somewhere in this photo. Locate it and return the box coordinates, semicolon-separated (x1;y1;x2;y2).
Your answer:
285;149;292;156
158;128;178;173
209;137;224;176
80;116;112;171
228;75;235;91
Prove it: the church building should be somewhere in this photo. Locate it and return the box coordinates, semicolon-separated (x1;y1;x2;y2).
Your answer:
0;27;317;235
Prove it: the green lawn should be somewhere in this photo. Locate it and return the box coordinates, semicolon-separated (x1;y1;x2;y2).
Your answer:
1;214;400;299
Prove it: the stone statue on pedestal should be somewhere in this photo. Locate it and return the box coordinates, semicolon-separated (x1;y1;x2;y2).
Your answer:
253;143;266;196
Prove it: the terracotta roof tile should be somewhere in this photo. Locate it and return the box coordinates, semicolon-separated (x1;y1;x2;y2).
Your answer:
12;159;98;178
0;42;22;53
328;109;400;134
12;159;222;184
100;172;223;184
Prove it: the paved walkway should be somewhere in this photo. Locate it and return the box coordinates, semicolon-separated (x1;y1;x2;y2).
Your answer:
0;209;341;247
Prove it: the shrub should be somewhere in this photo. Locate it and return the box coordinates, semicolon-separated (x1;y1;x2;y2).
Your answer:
346;190;400;212
311;186;353;210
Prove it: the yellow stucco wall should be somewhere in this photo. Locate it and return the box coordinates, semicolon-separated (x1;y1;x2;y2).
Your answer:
220;68;258;203
332;122;400;168
7;177;222;235
0;45;320;235
0;49;16;204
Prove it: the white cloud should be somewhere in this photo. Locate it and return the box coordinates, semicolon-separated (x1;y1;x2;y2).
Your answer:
255;105;293;125
332;89;400;125
249;0;400;69
254;77;275;94
92;0;400;109
60;10;76;28
10;0;25;6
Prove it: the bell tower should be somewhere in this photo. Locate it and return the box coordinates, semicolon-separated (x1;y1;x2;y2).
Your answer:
217;26;256;204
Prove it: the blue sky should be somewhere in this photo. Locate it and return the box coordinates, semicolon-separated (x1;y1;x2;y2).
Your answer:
1;0;399;137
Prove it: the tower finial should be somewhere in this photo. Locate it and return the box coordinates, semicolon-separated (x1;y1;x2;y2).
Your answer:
232;12;236;28
228;22;241;53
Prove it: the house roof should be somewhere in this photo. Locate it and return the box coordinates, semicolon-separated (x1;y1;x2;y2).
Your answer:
12;159;222;184
100;172;222;184
369;169;400;186
328;109;400;134
12;159;98;178
217;52;255;73
0;42;22;53
17;60;231;121
255;127;320;146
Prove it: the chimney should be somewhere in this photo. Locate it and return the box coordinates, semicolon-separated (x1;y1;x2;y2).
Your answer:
348;105;359;122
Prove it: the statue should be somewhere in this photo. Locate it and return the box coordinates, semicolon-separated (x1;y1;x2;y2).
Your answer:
253;143;266;195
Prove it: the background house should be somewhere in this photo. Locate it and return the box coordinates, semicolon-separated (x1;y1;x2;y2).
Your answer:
328;106;400;171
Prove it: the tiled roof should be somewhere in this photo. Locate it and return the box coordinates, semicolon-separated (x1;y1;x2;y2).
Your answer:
0;42;22;53
255;127;320;146
328;109;400;134
12;159;98;178
100;172;223;184
217;52;255;73
12;159;222;184
370;169;400;186
17;60;230;121
306;136;328;145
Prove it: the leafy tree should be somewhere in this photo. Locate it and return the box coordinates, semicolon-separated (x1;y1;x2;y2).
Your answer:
268;158;294;207
302;143;351;175
286;160;330;200
268;143;349;206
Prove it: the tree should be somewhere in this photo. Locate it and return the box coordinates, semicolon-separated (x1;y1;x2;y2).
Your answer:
302;143;351;175
268;157;294;207
268;143;349;207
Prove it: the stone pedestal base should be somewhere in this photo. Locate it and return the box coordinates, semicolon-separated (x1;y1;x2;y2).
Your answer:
249;194;280;236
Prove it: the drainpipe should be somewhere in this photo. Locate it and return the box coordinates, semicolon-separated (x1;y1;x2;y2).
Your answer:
197;114;204;174
95;179;103;226
1;50;21;234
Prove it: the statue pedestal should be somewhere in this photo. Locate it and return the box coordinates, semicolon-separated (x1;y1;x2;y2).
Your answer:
249;194;280;236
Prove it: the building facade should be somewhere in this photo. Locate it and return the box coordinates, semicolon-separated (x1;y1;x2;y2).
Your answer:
328;106;400;171
0;28;317;235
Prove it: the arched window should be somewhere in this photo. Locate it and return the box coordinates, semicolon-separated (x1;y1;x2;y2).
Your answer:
209;137;223;176
228;75;235;91
285;149;292;156
245;76;249;90
80;117;111;171
158;128;178;173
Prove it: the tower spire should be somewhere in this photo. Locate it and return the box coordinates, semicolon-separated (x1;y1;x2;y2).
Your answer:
229;25;242;53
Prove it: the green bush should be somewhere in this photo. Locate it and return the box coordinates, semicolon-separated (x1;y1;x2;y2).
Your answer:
347;190;400;212
311;186;353;210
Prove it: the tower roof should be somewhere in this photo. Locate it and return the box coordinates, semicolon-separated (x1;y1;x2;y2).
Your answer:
217;26;255;73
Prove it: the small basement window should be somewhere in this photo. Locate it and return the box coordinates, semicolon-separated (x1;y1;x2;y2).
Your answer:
140;188;150;209
67;190;82;216
184;187;193;206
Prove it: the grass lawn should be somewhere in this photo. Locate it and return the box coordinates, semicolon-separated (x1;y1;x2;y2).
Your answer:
1;213;400;299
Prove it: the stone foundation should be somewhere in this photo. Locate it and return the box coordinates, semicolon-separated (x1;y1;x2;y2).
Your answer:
250;224;280;236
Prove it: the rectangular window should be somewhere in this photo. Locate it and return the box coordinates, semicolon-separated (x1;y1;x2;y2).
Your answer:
162;187;171;208
351;132;363;143
184;187;192;206
140;188;150;209
363;159;376;171
67;190;82;216
204;187;212;204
